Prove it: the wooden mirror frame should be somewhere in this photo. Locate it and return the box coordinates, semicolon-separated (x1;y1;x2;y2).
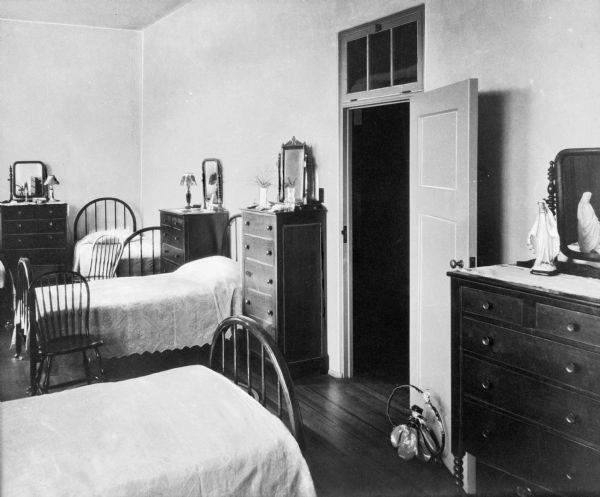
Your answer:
546;148;600;263
202;158;223;209
11;161;47;201
277;137;315;204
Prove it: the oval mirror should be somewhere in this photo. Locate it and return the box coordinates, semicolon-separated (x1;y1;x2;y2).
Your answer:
202;158;223;209
12;161;47;200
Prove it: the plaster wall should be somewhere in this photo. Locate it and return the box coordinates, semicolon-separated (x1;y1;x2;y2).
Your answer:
0;20;142;242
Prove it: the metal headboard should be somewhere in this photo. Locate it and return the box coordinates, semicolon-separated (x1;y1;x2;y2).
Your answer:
209;315;305;450
221;214;242;262
73;197;137;242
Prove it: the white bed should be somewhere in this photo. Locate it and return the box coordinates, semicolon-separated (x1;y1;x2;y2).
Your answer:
72;228;160;277
1;319;316;497
14;255;241;359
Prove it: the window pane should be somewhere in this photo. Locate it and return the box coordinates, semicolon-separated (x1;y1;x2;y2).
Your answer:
392;22;418;86
347;37;367;93
368;30;391;90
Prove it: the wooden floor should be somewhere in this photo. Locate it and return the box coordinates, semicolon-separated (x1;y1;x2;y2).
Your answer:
0;326;457;497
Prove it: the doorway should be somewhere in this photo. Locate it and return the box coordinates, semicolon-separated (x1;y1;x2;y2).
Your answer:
350;102;410;381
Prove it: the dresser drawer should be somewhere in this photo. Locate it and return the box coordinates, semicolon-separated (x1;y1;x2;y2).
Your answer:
244;258;275;295
243;235;275;265
537;303;600;349
461;287;523;326
2;205;37;220
463;355;600;446
37;204;67;218
464;400;600;495
161;259;180;273
160;212;184;230
161;243;184;264
37;218;66;233
477;463;559;497
3;248;66;266
462;318;600;395
243;288;275;325
242;214;275;238
161;228;184;249
4;233;65;249
3;219;37;234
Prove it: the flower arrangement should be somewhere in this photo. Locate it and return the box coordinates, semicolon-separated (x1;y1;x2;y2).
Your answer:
255;175;272;188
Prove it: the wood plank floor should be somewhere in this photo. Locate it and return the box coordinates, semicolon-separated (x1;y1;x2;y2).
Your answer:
0;326;457;496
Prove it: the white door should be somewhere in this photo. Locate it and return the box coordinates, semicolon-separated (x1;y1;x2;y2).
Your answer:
409;79;478;475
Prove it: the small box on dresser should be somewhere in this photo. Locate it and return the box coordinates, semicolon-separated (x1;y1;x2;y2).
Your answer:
159;208;229;272
450;265;600;497
0;202;68;276
241;207;327;377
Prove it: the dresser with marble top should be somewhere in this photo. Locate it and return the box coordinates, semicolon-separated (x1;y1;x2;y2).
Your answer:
449;264;600;496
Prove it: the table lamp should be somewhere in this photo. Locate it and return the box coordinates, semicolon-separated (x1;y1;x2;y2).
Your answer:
44;175;60;202
180;173;197;209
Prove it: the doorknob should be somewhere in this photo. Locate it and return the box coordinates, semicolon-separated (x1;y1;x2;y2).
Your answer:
449;259;464;269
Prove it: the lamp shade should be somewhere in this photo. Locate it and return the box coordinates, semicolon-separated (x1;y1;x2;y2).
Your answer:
180;173;197;188
44;175;59;186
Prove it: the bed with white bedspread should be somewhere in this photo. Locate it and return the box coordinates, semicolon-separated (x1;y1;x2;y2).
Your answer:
1;317;316;497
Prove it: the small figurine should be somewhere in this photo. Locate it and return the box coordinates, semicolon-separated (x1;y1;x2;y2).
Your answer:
577;191;600;253
527;200;560;275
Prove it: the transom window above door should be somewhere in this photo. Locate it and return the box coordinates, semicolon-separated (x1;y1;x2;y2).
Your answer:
340;5;424;103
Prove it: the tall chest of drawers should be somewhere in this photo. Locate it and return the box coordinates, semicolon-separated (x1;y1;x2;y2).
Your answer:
241;208;327;376
450;265;600;496
0;202;68;275
159;208;229;273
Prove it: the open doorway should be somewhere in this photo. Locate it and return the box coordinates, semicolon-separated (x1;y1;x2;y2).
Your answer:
351;102;410;381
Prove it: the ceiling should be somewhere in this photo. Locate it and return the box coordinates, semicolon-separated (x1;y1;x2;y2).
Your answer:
0;0;192;30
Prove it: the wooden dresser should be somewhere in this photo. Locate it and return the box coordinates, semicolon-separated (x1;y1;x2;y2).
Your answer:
241;207;327;376
159;208;229;272
0;202;68;275
450;265;600;496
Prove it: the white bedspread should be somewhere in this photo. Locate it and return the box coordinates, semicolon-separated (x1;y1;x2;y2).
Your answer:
14;256;241;357
73;229;160;277
87;256;241;357
1;365;316;497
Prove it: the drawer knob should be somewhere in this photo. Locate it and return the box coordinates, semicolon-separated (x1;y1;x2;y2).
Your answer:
481;429;490;439
245;270;252;277
245;244;250;250
266;250;272;256
481;301;492;311
48;235;53;240
17;238;22;244
481;336;493;347
267;310;273;316
164;249;170;253
481;379;492;390
515;486;532;497
17;223;22;228
566;322;577;333
49;210;54;214
267;278;273;285
245;221;250;226
175;254;181;259
245;299;251;306
566;472;574;481
565;362;576;374
266;225;273;231
49;221;53;226
17;210;22;215
565;412;576;424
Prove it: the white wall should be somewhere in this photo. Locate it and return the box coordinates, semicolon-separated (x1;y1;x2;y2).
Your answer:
0;20;142;242
141;0;600;375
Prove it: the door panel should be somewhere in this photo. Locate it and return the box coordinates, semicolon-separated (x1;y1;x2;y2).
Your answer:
409;79;478;474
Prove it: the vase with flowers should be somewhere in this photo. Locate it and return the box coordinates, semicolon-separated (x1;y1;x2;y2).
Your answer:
255;174;272;209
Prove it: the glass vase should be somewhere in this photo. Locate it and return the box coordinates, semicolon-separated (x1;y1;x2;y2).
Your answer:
285;186;296;210
258;187;269;209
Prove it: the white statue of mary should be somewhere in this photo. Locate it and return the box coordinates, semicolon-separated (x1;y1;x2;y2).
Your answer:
527;200;560;275
577;191;600;253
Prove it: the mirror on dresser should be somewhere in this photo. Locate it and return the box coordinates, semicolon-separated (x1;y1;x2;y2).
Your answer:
277;137;315;204
11;161;47;201
201;158;223;209
548;148;600;269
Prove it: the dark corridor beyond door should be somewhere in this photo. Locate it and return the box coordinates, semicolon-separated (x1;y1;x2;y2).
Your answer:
351;103;409;380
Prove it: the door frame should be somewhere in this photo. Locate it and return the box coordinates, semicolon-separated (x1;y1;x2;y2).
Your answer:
339;93;412;378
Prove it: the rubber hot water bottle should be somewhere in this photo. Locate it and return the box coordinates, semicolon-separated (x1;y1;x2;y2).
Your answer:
527;200;560;275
